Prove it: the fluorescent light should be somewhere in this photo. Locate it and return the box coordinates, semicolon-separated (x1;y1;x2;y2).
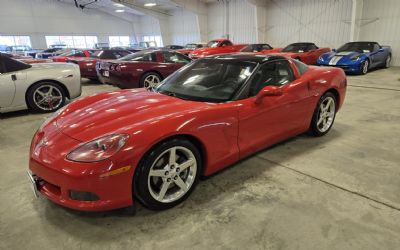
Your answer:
113;3;125;7
115;9;125;12
144;3;157;7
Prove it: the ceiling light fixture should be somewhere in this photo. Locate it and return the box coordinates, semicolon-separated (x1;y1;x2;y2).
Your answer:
144;3;157;7
115;9;125;12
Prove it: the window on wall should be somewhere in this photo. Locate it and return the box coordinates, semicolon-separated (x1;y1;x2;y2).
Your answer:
45;36;98;48
109;36;130;47
143;35;162;47
0;36;32;47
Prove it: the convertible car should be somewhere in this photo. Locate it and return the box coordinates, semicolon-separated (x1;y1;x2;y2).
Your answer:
67;49;132;80
51;49;97;62
0;54;81;113
97;50;191;89
263;42;330;65
188;39;247;59
317;41;392;74
28;54;346;212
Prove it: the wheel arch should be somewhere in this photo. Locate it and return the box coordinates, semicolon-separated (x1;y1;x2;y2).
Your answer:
25;79;71;106
140;70;163;81
324;88;340;111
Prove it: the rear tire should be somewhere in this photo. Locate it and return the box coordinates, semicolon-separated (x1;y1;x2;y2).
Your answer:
309;92;337;137
139;72;162;89
134;137;201;210
26;82;66;113
385;54;391;68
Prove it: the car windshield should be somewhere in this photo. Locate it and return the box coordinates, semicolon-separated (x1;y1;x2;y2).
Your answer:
207;41;220;48
185;44;196;49
241;44;272;52
155;58;257;102
90;50;104;58
281;44;311;53
118;51;155;61
337;42;374;53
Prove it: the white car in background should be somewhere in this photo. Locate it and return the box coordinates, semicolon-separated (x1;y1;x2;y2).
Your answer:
0;54;81;113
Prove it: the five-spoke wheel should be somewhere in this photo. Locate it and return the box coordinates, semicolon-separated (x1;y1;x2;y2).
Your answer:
310;92;337;136
135;137;201;210
140;72;161;89
27;82;66;113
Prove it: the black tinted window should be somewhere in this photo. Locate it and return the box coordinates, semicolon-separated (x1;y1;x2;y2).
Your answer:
248;60;294;96
162;52;191;64
119;51;157;62
0;55;31;73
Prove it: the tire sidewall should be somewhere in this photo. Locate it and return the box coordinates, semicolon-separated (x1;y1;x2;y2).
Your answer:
134;137;202;210
27;82;66;113
361;60;369;75
385;55;391;68
309;92;337;137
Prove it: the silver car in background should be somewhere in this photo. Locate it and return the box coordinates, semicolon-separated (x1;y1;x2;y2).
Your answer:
0;54;81;113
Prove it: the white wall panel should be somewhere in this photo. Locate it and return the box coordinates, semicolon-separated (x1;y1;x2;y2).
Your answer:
0;0;136;49
262;0;352;49
207;0;256;43
168;9;200;45
359;0;400;66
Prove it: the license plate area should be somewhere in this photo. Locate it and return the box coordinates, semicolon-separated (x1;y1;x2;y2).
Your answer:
103;70;109;77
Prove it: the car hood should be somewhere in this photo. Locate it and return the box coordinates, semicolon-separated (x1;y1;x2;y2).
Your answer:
322;51;362;60
56;89;208;142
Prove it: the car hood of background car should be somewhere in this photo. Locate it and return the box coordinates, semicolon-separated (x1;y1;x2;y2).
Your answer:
55;89;209;142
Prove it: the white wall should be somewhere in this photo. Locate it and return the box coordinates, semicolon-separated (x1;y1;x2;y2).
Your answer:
359;0;400;66
207;0;256;43
260;0;352;49
168;9;200;45
0;0;137;49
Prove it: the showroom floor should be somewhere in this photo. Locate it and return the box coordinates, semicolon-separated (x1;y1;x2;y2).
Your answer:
1;68;399;250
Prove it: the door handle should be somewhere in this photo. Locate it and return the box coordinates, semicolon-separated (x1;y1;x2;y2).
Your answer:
11;74;17;81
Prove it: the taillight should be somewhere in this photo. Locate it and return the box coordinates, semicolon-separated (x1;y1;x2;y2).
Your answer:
116;65;121;71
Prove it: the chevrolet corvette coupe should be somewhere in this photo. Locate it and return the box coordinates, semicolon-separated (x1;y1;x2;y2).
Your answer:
188;39;247;59
317;41;392;74
28;54;346;212
67;49;132;81
240;43;281;53
0;54;81;113
51;49;97;62
97;50;191;89
263;42;330;65
176;43;207;56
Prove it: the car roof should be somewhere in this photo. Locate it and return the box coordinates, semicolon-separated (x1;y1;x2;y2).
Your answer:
205;53;287;63
289;42;316;46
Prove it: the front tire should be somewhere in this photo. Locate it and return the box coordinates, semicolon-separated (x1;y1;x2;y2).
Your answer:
309;92;337;137
26;82;66;113
361;60;369;75
134;137;202;210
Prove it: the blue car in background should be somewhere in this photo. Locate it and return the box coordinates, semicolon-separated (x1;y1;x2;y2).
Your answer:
317;41;392;74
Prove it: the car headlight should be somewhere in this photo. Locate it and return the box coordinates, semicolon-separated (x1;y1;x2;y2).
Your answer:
351;55;361;61
66;134;129;162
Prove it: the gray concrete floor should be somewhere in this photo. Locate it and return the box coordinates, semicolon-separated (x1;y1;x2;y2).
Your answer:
1;68;399;250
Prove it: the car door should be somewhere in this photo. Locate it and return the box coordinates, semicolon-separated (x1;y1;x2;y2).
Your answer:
236;59;313;157
160;51;190;75
370;43;385;67
0;61;16;108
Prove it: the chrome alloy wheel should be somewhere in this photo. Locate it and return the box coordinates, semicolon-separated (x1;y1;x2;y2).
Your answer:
317;96;336;133
148;146;197;203
362;60;369;74
143;74;161;89
33;85;63;111
386;55;391;68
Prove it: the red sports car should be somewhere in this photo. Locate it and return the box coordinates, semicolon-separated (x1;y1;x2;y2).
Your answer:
28;54;346;212
189;39;247;59
239;43;282;53
262;42;331;65
176;43;207;56
97;50;191;89
67;49;132;81
51;49;97;62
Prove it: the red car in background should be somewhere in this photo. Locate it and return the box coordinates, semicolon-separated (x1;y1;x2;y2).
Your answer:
239;43;281;53
51;49;97;62
188;39;247;59
28;54;346;212
262;42;330;65
176;43;207;56
67;49;132;81
97;50;191;89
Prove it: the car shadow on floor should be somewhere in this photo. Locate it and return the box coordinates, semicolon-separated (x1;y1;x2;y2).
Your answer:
37;126;347;241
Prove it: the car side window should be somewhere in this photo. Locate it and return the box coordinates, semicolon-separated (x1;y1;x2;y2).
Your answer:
163;52;190;64
373;44;380;52
248;60;295;97
309;44;318;50
293;59;309;75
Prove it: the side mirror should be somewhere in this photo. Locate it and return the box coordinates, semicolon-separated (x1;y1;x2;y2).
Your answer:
379;48;384;52
332;48;336;52
255;85;283;104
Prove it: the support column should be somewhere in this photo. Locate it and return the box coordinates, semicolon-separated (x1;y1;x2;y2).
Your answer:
247;0;268;43
350;0;363;41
